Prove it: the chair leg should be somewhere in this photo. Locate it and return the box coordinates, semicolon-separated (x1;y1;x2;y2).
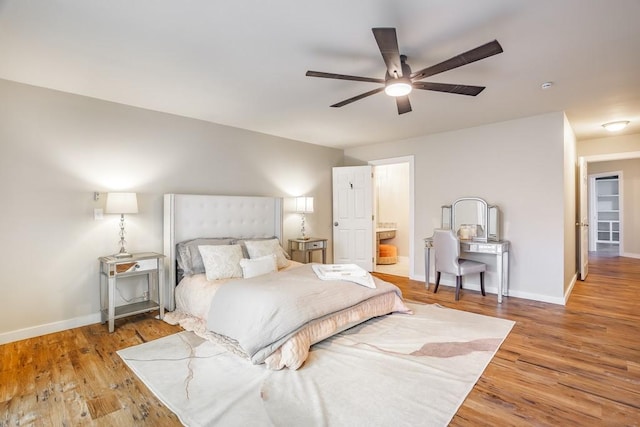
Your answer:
434;272;441;293
455;276;462;301
480;272;486;296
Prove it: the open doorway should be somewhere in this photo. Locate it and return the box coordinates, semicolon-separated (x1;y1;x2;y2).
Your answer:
369;157;414;278
588;172;622;256
583;152;640;259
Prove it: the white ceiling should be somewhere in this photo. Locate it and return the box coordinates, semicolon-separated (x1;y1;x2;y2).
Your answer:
1;0;639;149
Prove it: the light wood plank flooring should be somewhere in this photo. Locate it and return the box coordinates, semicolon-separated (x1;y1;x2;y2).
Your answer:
1;255;639;425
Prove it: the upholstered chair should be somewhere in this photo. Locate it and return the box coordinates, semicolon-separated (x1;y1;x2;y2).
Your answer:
433;229;486;301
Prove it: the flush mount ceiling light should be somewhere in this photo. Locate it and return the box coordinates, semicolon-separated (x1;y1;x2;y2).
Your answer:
602;121;630;132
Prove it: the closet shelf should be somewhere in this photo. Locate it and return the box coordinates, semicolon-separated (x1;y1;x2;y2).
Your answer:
595;176;620;246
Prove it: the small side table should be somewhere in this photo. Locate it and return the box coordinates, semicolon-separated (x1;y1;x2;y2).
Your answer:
289;238;327;264
99;252;165;333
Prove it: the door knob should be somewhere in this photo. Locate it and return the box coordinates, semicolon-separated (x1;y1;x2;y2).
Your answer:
334;222;339;226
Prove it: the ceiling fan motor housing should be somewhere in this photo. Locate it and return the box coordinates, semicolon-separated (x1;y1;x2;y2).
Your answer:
385;57;412;81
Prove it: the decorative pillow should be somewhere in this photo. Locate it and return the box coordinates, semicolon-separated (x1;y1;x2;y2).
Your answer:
198;244;244;280
177;238;234;276
244;238;290;269
233;237;291;260
239;254;277;279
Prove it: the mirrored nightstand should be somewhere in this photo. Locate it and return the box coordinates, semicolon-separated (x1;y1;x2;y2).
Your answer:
288;238;327;264
98;252;165;332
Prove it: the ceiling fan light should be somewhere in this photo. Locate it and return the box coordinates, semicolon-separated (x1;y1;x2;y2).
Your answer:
602;121;630;132
385;80;412;97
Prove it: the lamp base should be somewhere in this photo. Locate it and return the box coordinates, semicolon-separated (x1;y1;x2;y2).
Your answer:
114;252;133;258
114;215;133;258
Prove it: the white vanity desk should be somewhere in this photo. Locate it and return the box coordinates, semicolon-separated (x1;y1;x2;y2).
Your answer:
425;196;510;303
424;238;510;303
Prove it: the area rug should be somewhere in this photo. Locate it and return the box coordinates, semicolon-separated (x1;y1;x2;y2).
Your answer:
118;303;514;426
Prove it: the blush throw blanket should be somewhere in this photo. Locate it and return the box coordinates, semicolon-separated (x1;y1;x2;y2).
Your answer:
206;264;410;368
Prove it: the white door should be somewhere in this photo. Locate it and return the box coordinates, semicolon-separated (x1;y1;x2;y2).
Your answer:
332;166;374;271
578;157;589;280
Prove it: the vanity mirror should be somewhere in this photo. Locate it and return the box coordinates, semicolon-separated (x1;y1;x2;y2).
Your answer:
441;197;500;242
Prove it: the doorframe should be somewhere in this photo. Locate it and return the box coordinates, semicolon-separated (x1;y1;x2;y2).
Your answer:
368;156;415;279
581;150;640;258
588;171;623;254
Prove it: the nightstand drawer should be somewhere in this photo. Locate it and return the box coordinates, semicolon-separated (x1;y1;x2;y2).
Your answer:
307;241;325;249
135;258;160;271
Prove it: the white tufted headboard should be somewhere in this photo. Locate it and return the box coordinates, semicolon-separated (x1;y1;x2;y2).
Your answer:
163;194;283;310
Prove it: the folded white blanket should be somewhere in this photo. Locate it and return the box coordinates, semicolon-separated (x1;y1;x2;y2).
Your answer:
312;263;376;288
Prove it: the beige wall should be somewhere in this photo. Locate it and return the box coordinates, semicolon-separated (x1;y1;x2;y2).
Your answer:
578;133;640;157
588;159;640;256
0;78;343;342
345;112;572;304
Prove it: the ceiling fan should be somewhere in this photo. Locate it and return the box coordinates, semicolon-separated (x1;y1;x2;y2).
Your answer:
306;28;503;115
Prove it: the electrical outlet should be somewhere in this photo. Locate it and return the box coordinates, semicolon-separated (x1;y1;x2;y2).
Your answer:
94;208;104;220
142;291;149;300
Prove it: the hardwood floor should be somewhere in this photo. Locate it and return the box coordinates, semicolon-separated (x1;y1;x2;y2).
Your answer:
1;255;639;425
378;254;640;426
0;315;183;425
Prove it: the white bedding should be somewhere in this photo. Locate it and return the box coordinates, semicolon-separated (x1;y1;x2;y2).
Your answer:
163;262;302;334
164;262;411;370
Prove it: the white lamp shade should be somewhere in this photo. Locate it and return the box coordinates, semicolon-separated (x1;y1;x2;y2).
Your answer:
105;192;138;214
295;196;314;213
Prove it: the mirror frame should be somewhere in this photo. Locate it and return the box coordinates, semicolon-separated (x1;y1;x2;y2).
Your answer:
488;205;500;241
441;197;500;242
453;197;488;242
441;205;452;230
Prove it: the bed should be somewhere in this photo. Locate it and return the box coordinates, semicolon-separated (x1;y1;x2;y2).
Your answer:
162;194;411;370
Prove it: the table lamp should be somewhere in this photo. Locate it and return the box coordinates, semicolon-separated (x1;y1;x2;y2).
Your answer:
105;192;138;258
295;196;314;240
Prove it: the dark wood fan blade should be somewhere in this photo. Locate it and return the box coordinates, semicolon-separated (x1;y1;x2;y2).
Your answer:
412;81;486;96
396;96;412;114
330;87;385;108
306;70;385;84
410;40;503;81
372;28;403;77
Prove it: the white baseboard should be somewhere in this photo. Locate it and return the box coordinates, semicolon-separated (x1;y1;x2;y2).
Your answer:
0;313;101;345
622;252;640;259
499;289;565;305
420;274;566;305
563;273;578;305
412;274;426;282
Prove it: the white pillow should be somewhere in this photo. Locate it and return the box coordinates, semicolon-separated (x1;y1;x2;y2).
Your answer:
239;254;277;278
198;244;243;280
245;238;290;269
